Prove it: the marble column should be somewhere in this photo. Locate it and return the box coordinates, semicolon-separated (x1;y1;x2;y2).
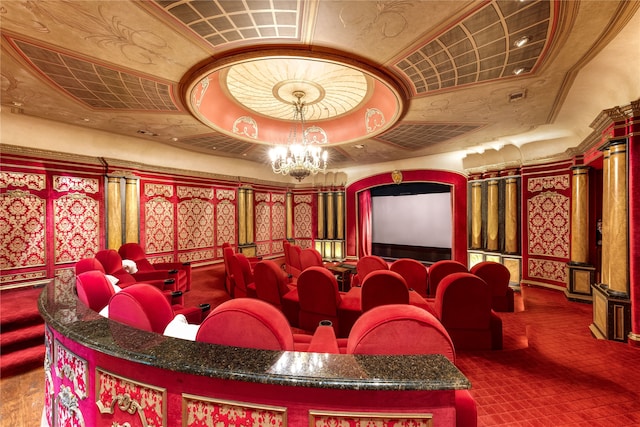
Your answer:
570;166;590;264
327;192;335;240
601;147;610;285
238;188;247;246
336;191;345;240
607;141;628;294
124;177;139;245
317;192;326;239
486;179;499;251
106;176;122;250
504;178;518;254
470;182;483;249
246;188;254;244
286;192;293;240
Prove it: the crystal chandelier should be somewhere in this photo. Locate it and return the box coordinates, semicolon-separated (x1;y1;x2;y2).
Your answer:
269;91;328;182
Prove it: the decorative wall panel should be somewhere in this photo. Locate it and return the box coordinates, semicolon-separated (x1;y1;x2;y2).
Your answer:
522;161;572;288
293;194;313;240
216;189;236;250
177;198;215;250
182;394;287;427
144;196;175;253
0;190;46;269
96;369;166;427
0;171;46;190
253;191;287;257
54;194;100;263
309;410;433;427
55;340;88;400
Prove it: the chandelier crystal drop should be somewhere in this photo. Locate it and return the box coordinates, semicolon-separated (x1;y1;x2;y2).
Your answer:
269;91;328;182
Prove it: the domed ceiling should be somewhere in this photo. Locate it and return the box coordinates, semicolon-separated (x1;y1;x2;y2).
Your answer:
1;0;638;169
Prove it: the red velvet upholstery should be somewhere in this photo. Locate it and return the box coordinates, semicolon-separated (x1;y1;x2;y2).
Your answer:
76;256;186;307
95;249;175;291
109;283;203;332
352;255;388;287
75;257;105;275
196;298;314;351
253;260;296;310
118;243;190;291
222;246;235;297
390;258;429;297
360;270;409;313
228;252;257;298
109;284;176;333
75;271;115;313
470;261;515;312
346;304;477;427
434;272;503;350
427;260;468;298
287;243;303;278
296;267;362;338
346;304;454;359
300;247;324;270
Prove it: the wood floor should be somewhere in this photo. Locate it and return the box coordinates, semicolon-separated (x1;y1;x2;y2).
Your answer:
0;366;43;426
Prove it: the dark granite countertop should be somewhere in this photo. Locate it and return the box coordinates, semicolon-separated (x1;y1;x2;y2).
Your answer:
39;279;470;391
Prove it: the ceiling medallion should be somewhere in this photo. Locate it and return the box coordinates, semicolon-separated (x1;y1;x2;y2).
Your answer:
184;49;406;154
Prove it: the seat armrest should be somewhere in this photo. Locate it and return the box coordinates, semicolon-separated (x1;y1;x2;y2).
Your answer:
306;323;340;354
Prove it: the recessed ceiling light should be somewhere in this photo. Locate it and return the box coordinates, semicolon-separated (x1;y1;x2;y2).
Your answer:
354;144;365;149
514;36;531;48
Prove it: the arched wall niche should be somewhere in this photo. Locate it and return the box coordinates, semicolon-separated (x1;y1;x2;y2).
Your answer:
345;170;468;264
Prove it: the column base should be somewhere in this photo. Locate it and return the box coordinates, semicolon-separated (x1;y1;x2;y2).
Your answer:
239;244;257;258
565;263;595;302
590;283;631;342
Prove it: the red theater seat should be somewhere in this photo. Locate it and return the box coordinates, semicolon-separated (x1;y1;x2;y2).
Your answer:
346;304;477;427
296;266;361;338
75;271;116;314
119;242;191;291
95;249;177;292
390;258;429;297
228;251;257;298
351;255;389;287
434;272;503;351
300;247;324;270
253;260;298;323
470;261;515;312
285;242;303;279
108;284;204;330
427;260;468;298
360;270;409;312
196;298;314;351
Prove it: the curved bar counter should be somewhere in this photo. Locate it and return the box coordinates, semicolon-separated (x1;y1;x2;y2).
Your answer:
40;279;470;426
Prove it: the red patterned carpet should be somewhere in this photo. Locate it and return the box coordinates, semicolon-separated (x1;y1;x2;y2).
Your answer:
455;285;640;426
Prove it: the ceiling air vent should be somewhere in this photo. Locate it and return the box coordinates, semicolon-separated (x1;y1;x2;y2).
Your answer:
508;91;527;102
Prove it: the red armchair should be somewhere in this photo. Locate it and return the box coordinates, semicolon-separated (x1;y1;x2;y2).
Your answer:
434;272;503;351
284;241;303;279
296;266;361;338
76;255;186;307
228;251;257;298
390;258;429;297
300;247;324;270
253;260;297;313
470;261;515;312
108;284;204;335
75;271;115;315
95;249;177;292
222;246;235;296
118;243;190;292
351;255;388;287
196;298;316;351
345;304;477;427
360;270;409;313
427;260;468;298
